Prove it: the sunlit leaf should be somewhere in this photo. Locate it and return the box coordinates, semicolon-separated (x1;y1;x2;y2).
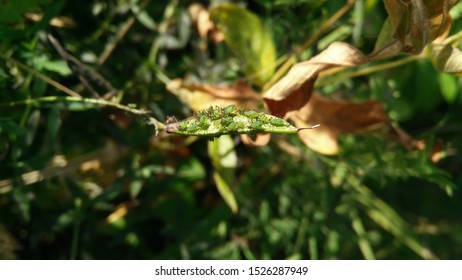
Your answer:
290;93;390;155
168;105;305;138
208;135;238;213
210;3;277;86
167;79;260;112
263;42;367;118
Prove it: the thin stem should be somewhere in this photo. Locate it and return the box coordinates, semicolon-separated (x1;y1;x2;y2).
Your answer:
70;198;82;260
301;0;356;51
316;55;423;87
148;0;179;66
444;30;462;45
97;0;150;65
0;96;165;131
263;0;356;91
4;56;81;97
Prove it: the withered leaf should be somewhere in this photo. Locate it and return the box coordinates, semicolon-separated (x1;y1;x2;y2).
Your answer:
290;93;391;155
430;43;462;74
263;42;367;118
167;79;260;112
240;133;271;147
291;93;444;160
373;0;458;57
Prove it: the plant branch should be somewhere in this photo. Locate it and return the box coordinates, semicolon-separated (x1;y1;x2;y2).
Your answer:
263;0;356;91
316;54;423;87
301;0;356;51
4;56;82;97
0;96;165;131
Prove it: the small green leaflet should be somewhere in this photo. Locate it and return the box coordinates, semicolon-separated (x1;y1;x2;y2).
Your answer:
166;105;318;137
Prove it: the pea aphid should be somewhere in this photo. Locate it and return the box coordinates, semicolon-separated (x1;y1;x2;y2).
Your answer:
187;123;200;132
251;120;263;129
226;122;238;131
224;105;236;115
244;110;258;118
165;106;319;137
270;118;289;127
178;122;188;131
221;116;234;126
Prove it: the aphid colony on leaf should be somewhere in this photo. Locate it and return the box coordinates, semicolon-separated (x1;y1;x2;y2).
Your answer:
165;105;318;138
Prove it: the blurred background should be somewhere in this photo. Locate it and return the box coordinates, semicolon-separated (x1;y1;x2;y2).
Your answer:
0;0;462;259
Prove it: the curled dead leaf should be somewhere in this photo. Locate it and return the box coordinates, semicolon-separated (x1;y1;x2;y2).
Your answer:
263;42;367;118
291;93;445;160
240;133;271;147
167;79;260;112
290;93;390;155
373;0;458;58
429;43;462;74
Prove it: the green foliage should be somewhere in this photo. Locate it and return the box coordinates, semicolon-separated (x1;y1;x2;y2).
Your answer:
170;106;299;137
0;0;462;261
210;3;277;85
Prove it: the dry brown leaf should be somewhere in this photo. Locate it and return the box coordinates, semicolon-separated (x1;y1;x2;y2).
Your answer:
290;93;390;155
430;43;462;74
377;0;457;55
291;93;445;159
240;134;271;146
391;127;445;163
25;13;76;28
188;3;224;43
263;42;367;118
167;79;260;112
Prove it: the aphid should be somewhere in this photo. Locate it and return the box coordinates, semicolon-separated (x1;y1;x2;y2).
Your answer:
270;118;288;127
251;120;263;129
198;115;207;125
187;123;199;132
211;108;222;120
178;121;188;131
221;116;234;126
206;106;215;117
167;106;319;137
200;121;210;129
224;105;236;115
244;110;258;118
226;122;238;131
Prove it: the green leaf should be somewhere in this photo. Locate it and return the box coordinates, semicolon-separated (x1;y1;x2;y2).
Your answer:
353;185;437;259
208;135;238;213
170;106;303;137
210;3;277;86
437;73;459;104
42;60;72;76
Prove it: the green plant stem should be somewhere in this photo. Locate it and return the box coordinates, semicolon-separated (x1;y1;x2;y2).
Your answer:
316;54;423;87
444;30;462;45
263;0;356;91
148;0;179;66
351;210;375;260
3;56;82;97
70;198;82;260
301;0;356;51
0;96;165;131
